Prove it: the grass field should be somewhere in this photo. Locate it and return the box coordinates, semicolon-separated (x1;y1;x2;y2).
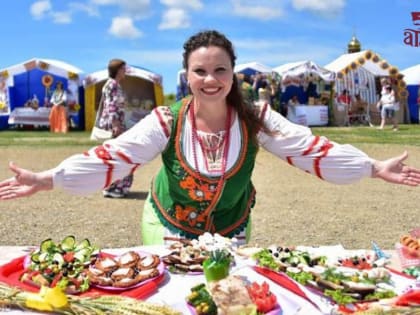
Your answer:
0;124;419;249
1;124;420;147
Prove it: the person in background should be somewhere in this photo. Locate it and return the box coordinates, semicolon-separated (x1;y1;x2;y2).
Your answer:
1;30;420;246
350;93;368;124
257;80;270;103
287;95;300;106
338;89;351;105
99;58;133;198
49;81;68;133
377;85;399;131
337;89;352;125
236;73;255;106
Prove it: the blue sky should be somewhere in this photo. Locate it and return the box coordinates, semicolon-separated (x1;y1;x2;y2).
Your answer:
2;0;419;94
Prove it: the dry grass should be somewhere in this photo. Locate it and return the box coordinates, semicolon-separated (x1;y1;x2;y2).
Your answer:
1;143;419;250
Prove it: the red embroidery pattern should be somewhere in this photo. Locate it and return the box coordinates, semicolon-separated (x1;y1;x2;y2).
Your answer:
154;106;174;138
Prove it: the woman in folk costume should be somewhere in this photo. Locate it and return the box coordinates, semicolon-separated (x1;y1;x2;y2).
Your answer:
98;58;133;198
49;81;68;133
1;30;420;245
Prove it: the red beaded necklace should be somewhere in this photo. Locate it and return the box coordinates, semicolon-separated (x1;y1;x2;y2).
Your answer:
189;103;232;189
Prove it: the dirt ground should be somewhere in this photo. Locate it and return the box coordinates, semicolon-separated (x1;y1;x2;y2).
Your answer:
1;144;419;250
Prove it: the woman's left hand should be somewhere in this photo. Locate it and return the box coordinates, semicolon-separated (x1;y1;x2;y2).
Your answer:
372;151;420;186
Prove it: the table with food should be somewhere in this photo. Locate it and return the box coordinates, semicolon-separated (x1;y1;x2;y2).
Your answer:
0;232;419;315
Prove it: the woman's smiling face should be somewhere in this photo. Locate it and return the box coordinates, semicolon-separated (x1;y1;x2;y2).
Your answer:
186;46;233;105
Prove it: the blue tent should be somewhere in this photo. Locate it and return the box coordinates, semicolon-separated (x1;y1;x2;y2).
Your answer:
0;58;84;130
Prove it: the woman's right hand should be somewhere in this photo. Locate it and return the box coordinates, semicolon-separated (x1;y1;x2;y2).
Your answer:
0;162;53;200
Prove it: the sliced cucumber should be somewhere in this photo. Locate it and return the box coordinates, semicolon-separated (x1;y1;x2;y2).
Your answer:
40;238;55;252
53;253;65;265
61;235;76;251
39;252;49;263
75;238;91;251
31;252;40;263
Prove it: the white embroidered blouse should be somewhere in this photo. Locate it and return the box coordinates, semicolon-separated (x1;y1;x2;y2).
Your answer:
52;104;373;194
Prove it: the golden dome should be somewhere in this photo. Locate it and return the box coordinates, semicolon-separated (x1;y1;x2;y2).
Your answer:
348;35;361;53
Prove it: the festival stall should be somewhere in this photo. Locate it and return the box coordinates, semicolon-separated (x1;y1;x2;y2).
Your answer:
401;64;420;123
83;65;164;131
0;58;84;130
325;50;408;126
234;61;273;76
273;60;336;126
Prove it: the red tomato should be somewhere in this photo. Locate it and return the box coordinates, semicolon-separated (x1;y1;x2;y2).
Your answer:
247;281;277;313
51;272;63;287
63;252;75;263
341;257;372;270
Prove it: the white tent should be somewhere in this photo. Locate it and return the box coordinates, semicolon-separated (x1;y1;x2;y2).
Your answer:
273;60;336;86
401;64;420;85
234;62;272;75
325;50;406;105
401;64;420;123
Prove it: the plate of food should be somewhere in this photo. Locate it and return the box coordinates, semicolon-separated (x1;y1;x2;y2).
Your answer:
162;233;238;274
161;239;209;274
21;235;99;294
186;275;281;315
88;250;164;291
252;245;399;305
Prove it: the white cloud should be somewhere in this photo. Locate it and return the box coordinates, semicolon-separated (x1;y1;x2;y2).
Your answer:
108;16;143;39
159;8;190;30
30;0;52;19
91;0;151;19
160;0;203;10
292;0;345;17
90;0;118;4
231;0;284;20
51;11;72;24
69;2;100;17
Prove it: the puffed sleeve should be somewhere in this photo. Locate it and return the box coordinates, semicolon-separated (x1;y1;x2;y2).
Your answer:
257;104;373;184
52;107;172;194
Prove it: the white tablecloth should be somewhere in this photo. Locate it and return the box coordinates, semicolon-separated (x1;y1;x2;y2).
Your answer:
8;108;51;126
287;105;329;126
0;246;409;315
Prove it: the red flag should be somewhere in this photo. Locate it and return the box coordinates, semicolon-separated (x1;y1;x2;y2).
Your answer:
412;12;420;25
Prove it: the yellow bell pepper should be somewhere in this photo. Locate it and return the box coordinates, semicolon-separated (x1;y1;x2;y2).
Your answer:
23;286;68;312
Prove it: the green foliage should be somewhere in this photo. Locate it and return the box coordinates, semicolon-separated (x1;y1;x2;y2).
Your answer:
164;93;176;105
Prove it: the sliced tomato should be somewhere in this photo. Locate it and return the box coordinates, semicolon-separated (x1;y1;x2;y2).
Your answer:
63;252;75;263
247;281;277;313
340;257;372;270
51;272;63;287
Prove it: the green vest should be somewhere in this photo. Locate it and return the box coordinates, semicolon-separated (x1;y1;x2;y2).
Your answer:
150;100;258;239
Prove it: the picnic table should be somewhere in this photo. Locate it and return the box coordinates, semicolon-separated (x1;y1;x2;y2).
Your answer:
0;245;415;314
